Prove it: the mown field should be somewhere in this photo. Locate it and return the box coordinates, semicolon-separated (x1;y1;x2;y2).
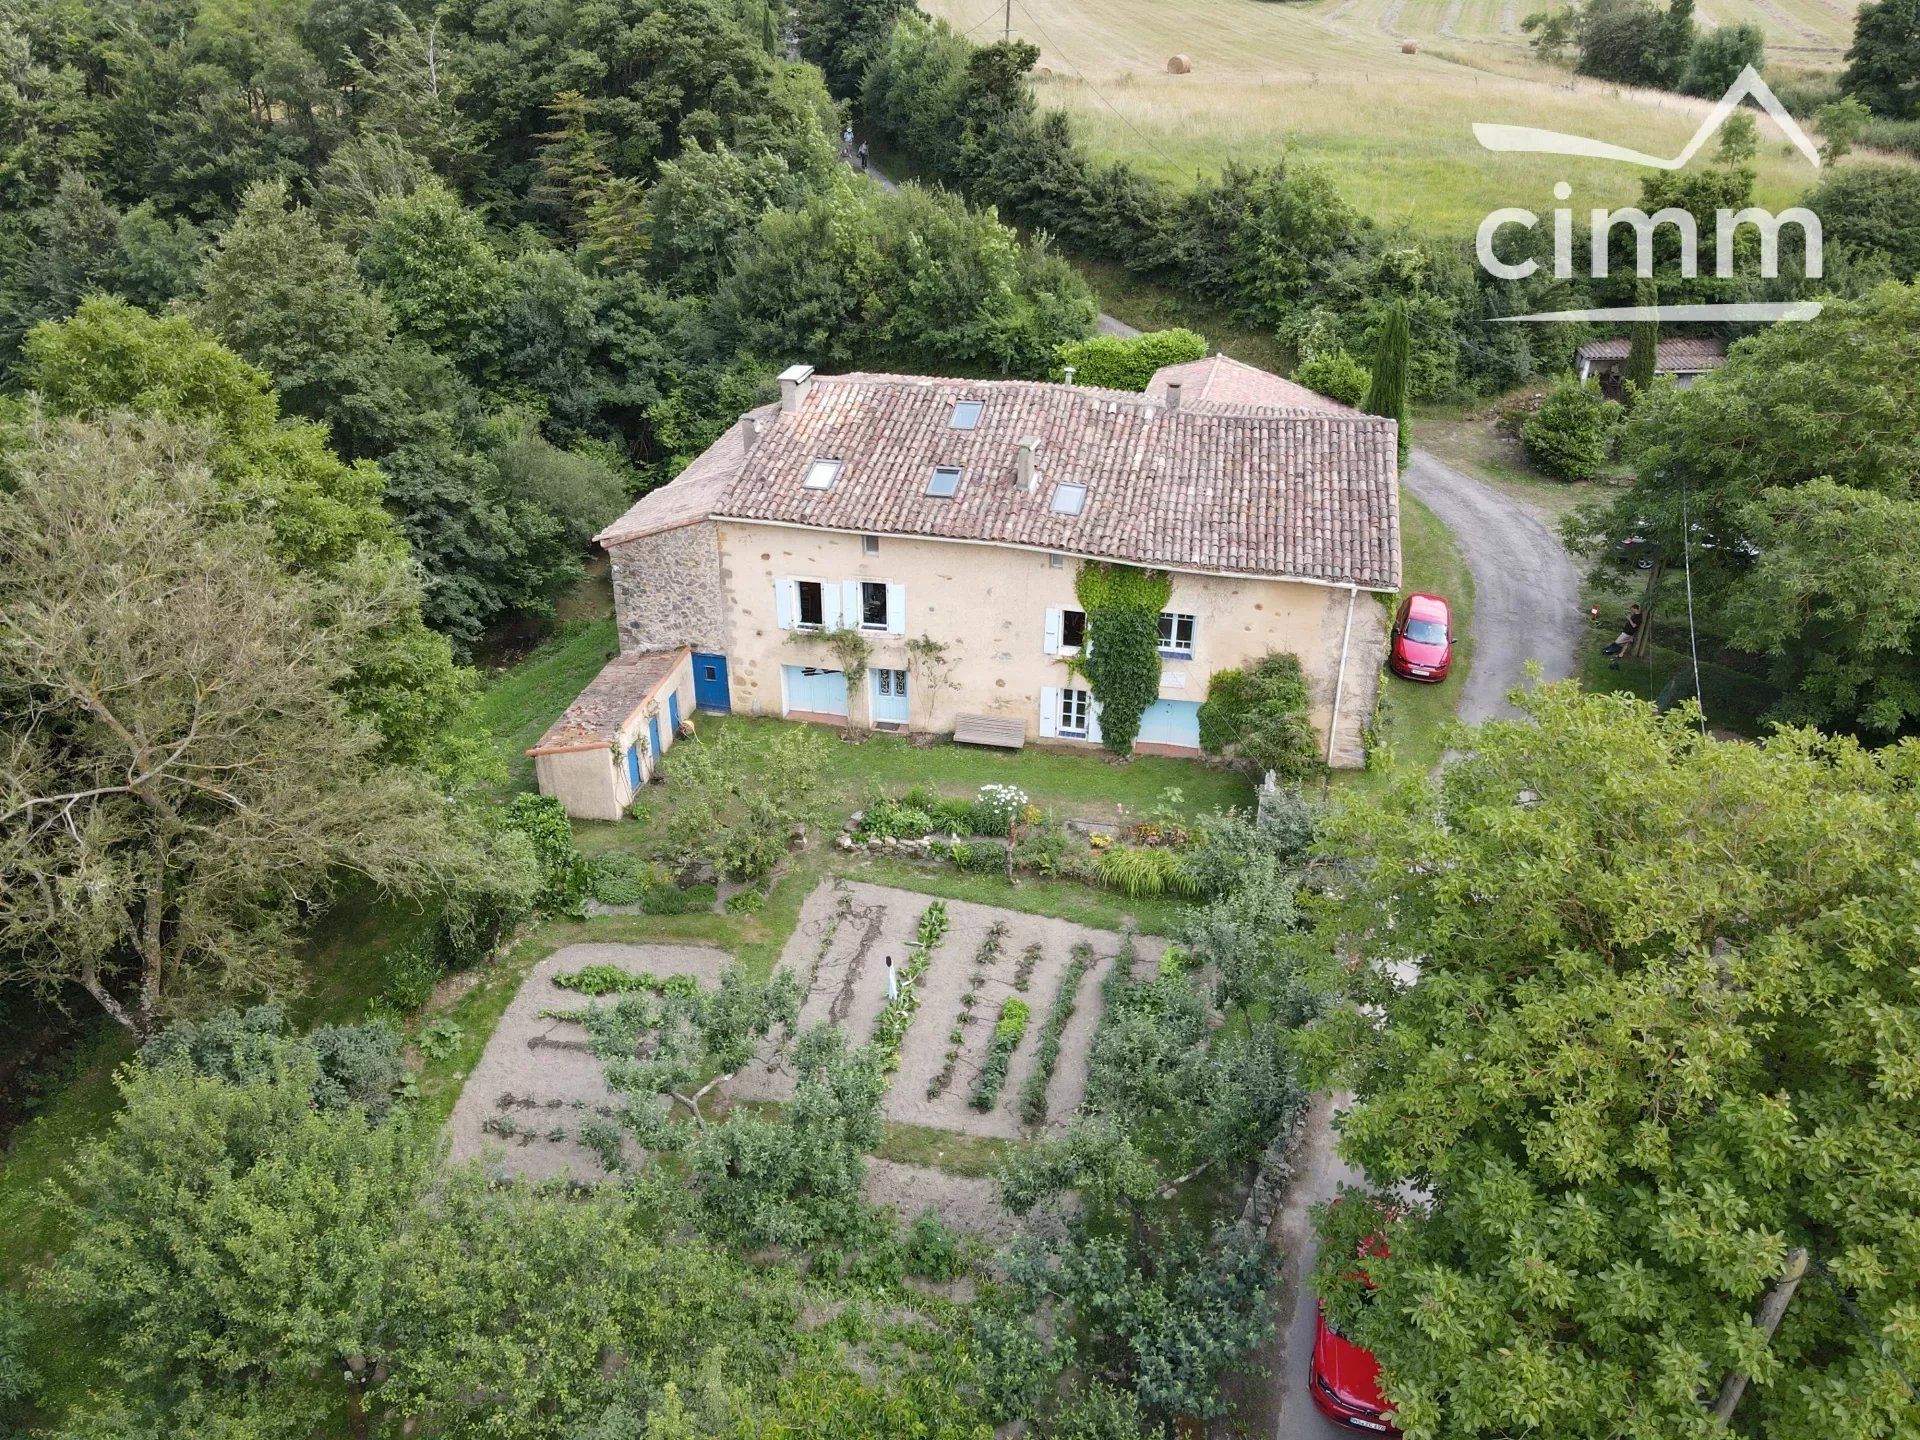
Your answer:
919;0;1866;234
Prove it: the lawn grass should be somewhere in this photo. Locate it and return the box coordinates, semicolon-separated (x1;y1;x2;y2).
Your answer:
670;713;1255;821
1333;484;1477;791
470;617;621;792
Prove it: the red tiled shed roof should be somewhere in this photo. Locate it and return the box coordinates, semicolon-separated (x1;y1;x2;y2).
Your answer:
528;648;686;755
1577;336;1727;370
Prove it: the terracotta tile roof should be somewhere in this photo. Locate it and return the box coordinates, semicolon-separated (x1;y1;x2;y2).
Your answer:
1577;336;1727;370
1144;353;1357;413
528;648;686;754
597;412;768;545
598;365;1401;591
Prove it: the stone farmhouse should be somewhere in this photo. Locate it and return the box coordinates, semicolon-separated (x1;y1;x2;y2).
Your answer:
531;354;1401;819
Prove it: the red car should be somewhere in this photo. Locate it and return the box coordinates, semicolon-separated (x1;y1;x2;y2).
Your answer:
1388;592;1453;682
1310;1298;1400;1434
1310;1227;1400;1435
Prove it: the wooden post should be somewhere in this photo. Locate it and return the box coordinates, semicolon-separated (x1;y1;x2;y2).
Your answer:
1710;1247;1808;1425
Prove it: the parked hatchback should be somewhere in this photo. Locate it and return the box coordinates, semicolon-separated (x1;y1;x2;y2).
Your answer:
1310;1228;1401;1435
1388;592;1452;682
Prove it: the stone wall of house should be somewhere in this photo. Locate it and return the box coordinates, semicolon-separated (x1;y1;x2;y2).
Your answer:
710;520;1389;767
609;522;725;655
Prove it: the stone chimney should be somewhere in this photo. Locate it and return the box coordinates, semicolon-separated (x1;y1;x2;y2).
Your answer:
741;414;760;448
1017;436;1041;492
777;363;815;414
1164;379;1183;411
1062;364;1077;385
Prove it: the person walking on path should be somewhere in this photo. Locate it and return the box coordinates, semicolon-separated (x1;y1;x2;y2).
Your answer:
856;140;869;170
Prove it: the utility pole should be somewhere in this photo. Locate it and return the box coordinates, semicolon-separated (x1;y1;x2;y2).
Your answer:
1004;0;1011;42
1710;1247;1808;1425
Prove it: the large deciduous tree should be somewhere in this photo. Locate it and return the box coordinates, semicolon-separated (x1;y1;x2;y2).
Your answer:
0;413;476;1037
1306;684;1920;1440
1573;282;1920;734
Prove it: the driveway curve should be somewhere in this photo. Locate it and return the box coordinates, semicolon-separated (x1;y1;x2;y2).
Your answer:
1403;447;1582;724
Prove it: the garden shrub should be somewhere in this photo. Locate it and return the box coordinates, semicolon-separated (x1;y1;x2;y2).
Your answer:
1522;375;1623;480
726;888;766;914
948;839;1008;873
381;942;443;1012
1012;824;1070;876
969;997;1031;1109
857;797;936;839
587;853;659;906
141;1006;405;1118
504;792;592;916
1049;328;1208;391
639;883;716;914
902;1207;966;1281
433;822;541;968
1294;347;1370;407
930;796;975;833
1075;562;1171;755
1094;845;1200;899
1196;652;1319;779
969;783;1028;836
663;725;828;881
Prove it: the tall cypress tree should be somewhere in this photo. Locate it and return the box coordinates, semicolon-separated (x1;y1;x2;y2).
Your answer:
1624;282;1659;404
1363;308;1411;470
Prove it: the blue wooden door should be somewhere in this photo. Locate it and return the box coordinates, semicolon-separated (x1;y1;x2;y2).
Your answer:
647;714;663;763
870;668;909;724
667;690;681;732
624;743;642;787
692;652;731;712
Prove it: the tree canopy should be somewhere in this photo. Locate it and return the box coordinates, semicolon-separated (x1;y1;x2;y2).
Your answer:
1306;684;1920;1440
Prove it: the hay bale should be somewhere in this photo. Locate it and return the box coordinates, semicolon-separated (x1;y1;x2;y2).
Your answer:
1400;39;1418;53
1166;53;1192;73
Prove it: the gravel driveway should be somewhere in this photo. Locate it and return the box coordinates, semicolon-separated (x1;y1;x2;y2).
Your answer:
1403;447;1583;723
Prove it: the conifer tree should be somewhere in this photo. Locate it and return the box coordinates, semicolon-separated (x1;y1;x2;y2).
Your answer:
1363;308;1410;469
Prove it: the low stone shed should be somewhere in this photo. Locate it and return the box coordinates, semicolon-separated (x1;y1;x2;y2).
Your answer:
528;648;693;820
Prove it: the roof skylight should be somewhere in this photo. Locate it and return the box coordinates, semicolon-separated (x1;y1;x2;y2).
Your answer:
1049;482;1087;516
802;458;842;490
927;465;962;497
949;400;983;430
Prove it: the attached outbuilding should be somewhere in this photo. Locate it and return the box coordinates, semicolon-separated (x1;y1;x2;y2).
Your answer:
528;648;694;820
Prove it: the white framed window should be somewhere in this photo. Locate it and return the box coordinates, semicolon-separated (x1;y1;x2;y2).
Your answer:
950;400;983;429
1057;687;1090;738
1049;552;1065;569
1158;612;1196;657
803;458;842;490
863;534;880;554
1050;482;1087;516
927;465;962;497
860;580;889;629
1043;607;1088;656
796;580;825;628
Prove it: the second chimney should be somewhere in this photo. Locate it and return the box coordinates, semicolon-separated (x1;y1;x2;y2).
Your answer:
778;363;815;414
1017;436;1041;493
1164;380;1183;411
742;414;760;447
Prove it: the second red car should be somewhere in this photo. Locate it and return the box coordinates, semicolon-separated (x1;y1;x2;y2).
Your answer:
1388;592;1452;682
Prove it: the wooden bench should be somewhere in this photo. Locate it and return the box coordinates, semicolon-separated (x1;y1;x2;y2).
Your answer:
952;713;1026;749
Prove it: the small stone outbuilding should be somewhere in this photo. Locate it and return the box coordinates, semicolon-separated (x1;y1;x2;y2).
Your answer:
528;648;693;820
1576;336;1726;398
